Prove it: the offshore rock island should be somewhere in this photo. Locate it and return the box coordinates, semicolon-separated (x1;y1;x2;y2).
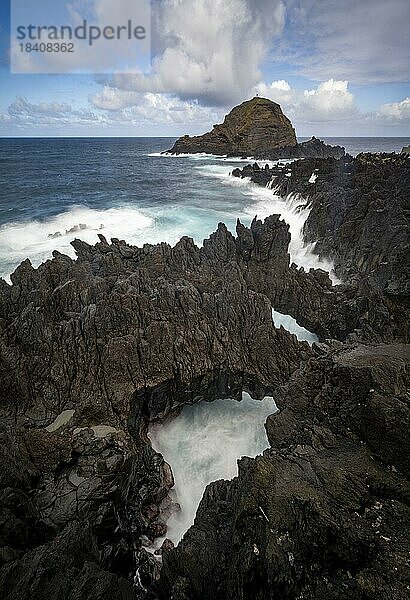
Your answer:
167;97;345;160
0;101;409;600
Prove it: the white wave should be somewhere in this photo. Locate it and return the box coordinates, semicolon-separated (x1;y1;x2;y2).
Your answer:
194;164;237;180
148;392;277;550
1;157;338;284
148;151;295;168
195;164;339;282
147;151;224;160
241;190;339;281
0;206;153;280
194;164;260;187
272;309;319;345
0;202;240;281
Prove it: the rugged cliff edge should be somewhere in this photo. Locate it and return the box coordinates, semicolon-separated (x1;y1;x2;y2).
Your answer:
160;343;409;600
0;153;408;599
233;153;409;342
166;98;344;159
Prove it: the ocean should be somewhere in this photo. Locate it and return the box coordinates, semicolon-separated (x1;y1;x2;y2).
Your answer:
0;136;409;280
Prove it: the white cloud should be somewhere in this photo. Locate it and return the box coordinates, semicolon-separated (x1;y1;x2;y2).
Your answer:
302;80;355;120
7;97;73;117
255;78;356;122
109;0;285;106
2;86;409;138
91;88;222;124
378;97;410;122
255;79;293;106
267;80;291;92
1;96;108;128
118;93;222;125
1;93;222;133
92;87;142;111
91;87;222;124
11;0;151;74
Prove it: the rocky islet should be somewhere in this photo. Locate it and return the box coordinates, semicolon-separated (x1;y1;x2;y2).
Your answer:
167;97;344;160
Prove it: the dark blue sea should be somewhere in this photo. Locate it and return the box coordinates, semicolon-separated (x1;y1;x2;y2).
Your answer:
0;136;408;279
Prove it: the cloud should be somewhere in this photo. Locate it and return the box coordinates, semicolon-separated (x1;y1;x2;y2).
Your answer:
108;0;285;106
7;97;73;118
91;87;222;123
279;0;410;84
378;97;410;122
1;96;107;128
112;93;222;125
0;93;222;133
302;80;356;120
255;79;356;123
10;0;152;74
91;87;142;111
254;79;409;134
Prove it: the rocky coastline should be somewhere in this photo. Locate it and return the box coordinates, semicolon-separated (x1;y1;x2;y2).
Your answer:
0;122;409;597
232;153;409;294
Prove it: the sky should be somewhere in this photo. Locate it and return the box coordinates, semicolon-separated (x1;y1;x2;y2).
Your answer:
0;0;409;137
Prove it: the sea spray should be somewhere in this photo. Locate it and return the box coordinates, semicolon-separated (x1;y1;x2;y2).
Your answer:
0;206;153;280
0;142;338;283
148;392;277;548
195;161;339;280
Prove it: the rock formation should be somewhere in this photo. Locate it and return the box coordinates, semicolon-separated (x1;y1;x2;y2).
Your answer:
233;152;409;342
260;135;345;160
167;98;344;159
272;153;409;294
159;343;409;600
0;153;408;599
167;97;297;156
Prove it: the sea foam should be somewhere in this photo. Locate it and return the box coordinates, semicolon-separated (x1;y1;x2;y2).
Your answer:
1;154;338;285
195;162;339;282
0;206;153;280
148;392;277;549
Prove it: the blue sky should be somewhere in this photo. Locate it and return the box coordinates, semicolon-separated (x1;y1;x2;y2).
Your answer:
1;0;409;137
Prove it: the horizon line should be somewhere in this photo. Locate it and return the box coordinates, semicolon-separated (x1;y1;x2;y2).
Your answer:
1;135;410;140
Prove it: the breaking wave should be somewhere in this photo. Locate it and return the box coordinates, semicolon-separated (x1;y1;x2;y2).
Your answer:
0;149;338;284
0;206;154;280
195;162;339;281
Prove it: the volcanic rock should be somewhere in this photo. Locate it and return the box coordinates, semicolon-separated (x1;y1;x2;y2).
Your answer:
232;153;410;342
159;343;409;600
167;98;344;159
0;152;408;599
0;217;321;599
167;97;297;156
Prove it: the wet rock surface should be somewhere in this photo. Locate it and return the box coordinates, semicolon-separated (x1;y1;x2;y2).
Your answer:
0;154;409;599
233;153;409;289
159;344;409;600
233;152;410;343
